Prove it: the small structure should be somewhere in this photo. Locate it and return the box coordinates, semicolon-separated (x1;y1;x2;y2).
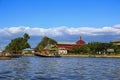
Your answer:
0;50;11;60
0;50;10;57
107;49;114;54
111;39;120;47
41;44;58;56
58;47;67;55
56;35;85;54
22;48;35;56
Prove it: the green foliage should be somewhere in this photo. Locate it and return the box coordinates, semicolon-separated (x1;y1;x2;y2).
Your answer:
87;42;119;55
71;42;120;55
24;33;30;41
71;45;90;54
5;33;31;54
87;42;103;54
36;36;57;51
116;48;120;54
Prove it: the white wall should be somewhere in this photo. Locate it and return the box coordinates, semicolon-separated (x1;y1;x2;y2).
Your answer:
58;49;67;54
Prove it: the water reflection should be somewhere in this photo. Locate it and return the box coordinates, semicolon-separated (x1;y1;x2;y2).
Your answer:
0;57;120;80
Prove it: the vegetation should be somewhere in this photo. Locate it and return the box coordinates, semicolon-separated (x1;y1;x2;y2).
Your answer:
71;45;90;54
4;33;120;56
71;42;120;55
36;36;57;51
5;33;31;54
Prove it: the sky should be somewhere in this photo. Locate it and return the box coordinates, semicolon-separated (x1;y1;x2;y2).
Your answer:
0;0;120;49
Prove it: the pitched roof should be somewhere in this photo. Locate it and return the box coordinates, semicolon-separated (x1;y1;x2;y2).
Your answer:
23;48;31;50
76;39;85;45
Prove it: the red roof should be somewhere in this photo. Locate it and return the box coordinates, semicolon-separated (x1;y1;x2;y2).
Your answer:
76;39;85;45
56;36;85;50
56;43;76;50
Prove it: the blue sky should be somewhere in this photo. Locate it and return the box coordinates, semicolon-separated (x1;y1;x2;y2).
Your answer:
0;0;120;28
0;0;120;49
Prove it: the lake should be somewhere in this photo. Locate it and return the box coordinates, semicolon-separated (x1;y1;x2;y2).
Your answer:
0;56;120;80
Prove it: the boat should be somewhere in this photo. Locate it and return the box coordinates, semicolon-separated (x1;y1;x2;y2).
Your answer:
0;56;11;60
9;54;23;58
35;42;61;57
35;52;61;57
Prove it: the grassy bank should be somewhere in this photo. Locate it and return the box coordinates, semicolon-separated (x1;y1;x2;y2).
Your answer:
61;54;120;58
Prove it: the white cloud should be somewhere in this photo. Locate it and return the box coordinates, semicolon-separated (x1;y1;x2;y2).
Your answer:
0;25;120;37
0;24;120;49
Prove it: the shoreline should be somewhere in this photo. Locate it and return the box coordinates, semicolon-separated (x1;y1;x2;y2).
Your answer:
61;54;120;58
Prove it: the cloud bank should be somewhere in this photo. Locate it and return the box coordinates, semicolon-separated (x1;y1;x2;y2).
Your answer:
0;24;120;37
0;24;120;49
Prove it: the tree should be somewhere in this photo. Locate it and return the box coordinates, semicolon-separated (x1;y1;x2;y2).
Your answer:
71;41;120;55
5;33;31;54
24;33;30;41
71;45;90;54
87;42;119;55
87;42;104;54
36;36;57;51
108;42;119;54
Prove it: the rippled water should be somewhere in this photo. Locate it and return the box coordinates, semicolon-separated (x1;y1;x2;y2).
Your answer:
0;56;120;80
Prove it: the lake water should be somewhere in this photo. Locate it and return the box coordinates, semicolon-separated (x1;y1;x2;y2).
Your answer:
0;56;120;80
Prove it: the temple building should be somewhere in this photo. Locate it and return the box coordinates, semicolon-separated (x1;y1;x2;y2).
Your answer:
56;36;85;54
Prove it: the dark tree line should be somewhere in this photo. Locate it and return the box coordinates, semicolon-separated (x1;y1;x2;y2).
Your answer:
71;42;120;55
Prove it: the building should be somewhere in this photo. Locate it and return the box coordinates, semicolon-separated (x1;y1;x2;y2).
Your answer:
39;43;58;56
56;36;85;54
22;48;35;56
111;38;120;47
0;50;3;56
